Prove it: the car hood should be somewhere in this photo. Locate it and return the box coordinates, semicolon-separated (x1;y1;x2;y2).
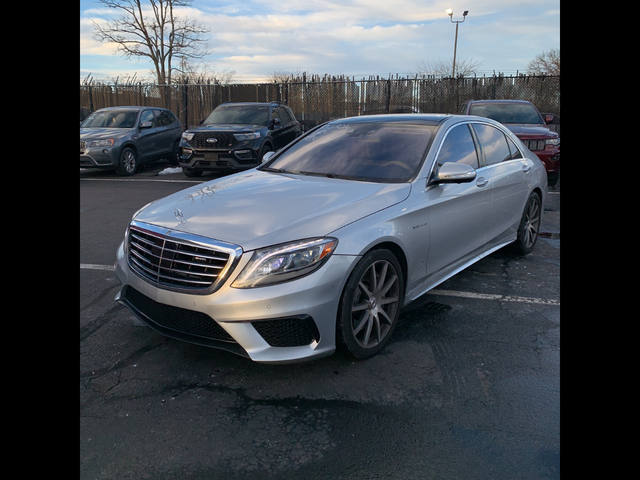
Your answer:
504;125;558;139
134;170;411;252
191;124;265;133
80;128;134;140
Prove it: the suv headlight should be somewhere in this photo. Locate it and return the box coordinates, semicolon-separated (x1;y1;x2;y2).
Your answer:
90;139;115;147
232;238;338;288
182;132;195;141
234;132;261;141
545;138;560;146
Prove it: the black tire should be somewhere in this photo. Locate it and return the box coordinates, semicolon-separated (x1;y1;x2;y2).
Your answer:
116;147;137;176
512;191;542;255
168;140;180;166
182;167;203;177
337;249;404;359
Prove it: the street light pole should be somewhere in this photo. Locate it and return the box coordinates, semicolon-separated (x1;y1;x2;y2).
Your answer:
446;9;468;78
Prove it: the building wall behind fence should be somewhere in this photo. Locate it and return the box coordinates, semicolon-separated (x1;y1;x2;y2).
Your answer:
80;75;559;134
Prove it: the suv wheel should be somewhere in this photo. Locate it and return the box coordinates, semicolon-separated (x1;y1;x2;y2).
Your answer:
182;167;203;177
116;147;137;176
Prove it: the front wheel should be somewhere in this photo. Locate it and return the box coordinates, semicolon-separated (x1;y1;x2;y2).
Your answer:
337;250;404;359
182;167;203;177
116;147;137;176
512;191;542;254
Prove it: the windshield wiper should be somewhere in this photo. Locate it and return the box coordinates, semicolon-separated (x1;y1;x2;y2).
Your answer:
261;167;292;174
299;171;352;180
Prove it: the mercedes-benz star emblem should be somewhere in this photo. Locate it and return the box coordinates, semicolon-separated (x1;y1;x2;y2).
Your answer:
174;208;186;224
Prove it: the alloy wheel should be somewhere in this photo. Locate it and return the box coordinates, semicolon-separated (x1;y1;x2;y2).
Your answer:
122;150;137;174
522;195;541;248
350;259;400;349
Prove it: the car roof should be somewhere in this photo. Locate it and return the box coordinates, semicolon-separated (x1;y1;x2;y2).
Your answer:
468;99;533;105
333;113;450;126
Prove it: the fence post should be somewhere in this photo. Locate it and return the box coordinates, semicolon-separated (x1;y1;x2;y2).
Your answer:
183;78;189;129
385;79;391;114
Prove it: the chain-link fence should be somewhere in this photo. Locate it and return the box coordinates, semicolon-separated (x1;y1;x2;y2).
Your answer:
80;74;559;134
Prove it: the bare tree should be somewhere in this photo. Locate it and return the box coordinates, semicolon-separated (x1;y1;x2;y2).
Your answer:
93;0;210;85
174;58;236;85
415;57;483;78
527;48;560;75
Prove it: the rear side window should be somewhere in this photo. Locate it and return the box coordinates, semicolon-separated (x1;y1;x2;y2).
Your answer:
471;124;512;166
505;134;523;160
436;124;479;169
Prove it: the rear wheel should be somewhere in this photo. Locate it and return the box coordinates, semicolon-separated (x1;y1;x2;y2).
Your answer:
337;250;404;359
168;140;180;166
512;191;541;254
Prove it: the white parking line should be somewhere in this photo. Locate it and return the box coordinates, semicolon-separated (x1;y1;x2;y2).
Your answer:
80;264;559;306
81;177;199;183
80;264;115;271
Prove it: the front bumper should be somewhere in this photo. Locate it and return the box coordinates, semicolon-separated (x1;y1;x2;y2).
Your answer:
179;141;260;170
80;147;118;169
114;240;358;363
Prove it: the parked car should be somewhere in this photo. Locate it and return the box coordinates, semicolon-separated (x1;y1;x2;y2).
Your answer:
80;106;183;176
115;114;547;364
178;101;302;177
80;107;91;124
460;100;560;186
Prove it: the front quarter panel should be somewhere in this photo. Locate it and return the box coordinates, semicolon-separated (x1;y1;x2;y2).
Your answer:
330;183;431;302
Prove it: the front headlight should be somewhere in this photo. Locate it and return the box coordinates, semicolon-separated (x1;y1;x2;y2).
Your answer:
234;132;261;141
232;238;338;288
90;139;115;147
182;132;195;141
545;138;560;146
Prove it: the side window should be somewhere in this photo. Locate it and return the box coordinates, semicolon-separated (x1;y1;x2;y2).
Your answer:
156;110;176;127
285;106;297;122
271;106;281;122
436;124;479;169
139;109;155;126
505;134;523;160
471;124;512;165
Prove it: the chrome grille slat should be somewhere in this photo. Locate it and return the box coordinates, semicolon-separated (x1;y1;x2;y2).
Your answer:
127;223;241;294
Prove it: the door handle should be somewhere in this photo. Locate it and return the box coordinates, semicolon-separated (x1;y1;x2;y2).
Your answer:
522;164;531;173
476;177;489;188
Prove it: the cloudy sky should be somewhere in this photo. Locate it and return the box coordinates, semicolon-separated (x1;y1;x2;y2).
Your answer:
80;0;560;83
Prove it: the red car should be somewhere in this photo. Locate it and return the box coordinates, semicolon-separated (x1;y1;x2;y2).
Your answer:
460;100;560;186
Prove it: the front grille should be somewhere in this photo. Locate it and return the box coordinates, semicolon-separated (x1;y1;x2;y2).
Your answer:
252;316;320;347
190;132;238;149
525;139;546;151
123;286;235;342
127;223;240;294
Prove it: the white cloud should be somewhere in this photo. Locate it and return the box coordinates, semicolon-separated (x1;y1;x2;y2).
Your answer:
80;0;560;82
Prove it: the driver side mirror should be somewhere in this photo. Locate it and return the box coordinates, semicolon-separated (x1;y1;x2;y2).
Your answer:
268;118;281;130
428;162;477;186
140;121;153;129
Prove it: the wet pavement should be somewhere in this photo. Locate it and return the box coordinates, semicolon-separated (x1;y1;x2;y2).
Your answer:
80;167;559;479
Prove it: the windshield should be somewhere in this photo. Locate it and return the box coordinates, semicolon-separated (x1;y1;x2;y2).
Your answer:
261;122;435;183
81;110;138;128
469;103;543;124
204;105;270;126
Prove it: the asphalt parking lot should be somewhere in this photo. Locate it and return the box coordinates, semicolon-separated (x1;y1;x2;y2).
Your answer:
80;162;560;479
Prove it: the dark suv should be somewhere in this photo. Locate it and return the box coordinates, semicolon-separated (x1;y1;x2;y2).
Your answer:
460;100;560;186
179;102;302;177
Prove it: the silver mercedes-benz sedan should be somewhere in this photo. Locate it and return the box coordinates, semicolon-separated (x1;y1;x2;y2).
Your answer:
114;114;547;364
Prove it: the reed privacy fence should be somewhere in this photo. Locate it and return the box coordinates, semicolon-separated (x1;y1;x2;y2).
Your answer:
80;74;560;133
